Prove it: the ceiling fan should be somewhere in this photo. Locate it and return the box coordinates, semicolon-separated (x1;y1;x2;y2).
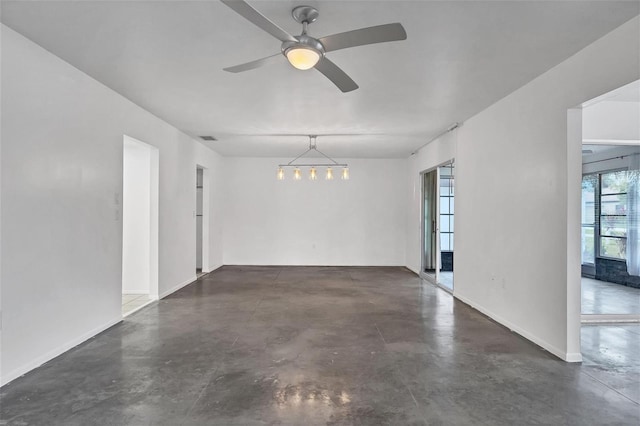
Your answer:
221;1;407;92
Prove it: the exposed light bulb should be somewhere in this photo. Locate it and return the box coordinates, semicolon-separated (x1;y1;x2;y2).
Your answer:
277;167;285;180
286;47;320;70
309;167;317;180
293;168;302;181
341;167;350;180
326;167;334;180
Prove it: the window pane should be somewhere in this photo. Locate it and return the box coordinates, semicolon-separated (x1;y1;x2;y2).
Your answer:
600;194;628;215
581;226;595;264
601;171;628;194
600;216;627;237
450;235;454;251
600;236;626;259
450;197;454;214
441;216;450;232
440;198;449;214
440;233;450;251
582;174;597;225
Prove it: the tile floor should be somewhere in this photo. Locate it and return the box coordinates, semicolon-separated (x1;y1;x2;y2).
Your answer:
122;293;151;316
1;267;638;425
582;277;640;315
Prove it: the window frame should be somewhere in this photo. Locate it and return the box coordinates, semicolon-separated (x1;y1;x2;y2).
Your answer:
597;169;628;262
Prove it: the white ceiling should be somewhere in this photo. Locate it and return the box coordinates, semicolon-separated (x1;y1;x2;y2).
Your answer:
2;1;638;158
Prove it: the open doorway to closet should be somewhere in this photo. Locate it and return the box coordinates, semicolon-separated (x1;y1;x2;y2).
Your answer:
122;136;159;316
421;161;455;292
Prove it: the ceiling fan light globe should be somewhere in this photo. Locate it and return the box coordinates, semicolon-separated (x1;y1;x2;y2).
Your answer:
286;47;321;70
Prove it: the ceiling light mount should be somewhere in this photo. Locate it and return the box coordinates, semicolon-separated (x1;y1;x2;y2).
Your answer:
292;6;319;25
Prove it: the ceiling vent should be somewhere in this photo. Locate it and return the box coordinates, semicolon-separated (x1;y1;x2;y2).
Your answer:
200;136;217;141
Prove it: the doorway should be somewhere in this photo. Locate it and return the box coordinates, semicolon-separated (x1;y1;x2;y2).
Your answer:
579;80;640;323
196;166;209;277
421;161;455;292
568;81;639;393
122;136;159;316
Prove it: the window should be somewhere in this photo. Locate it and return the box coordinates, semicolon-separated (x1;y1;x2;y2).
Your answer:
599;170;628;260
581;170;631;265
581;174;596;264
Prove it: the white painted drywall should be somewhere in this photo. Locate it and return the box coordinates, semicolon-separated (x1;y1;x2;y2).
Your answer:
405;17;640;361
122;137;152;295
222;158;407;266
0;25;225;385
583;101;640;143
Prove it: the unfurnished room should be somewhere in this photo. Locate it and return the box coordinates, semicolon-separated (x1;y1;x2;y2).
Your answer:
1;1;639;425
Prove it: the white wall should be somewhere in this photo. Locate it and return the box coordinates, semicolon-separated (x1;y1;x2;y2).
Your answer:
406;17;640;361
223;158;407;266
0;25;225;385
122;137;152;294
583;100;640;143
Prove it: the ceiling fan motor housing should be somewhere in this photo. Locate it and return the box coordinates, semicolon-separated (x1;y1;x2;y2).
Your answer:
281;35;325;59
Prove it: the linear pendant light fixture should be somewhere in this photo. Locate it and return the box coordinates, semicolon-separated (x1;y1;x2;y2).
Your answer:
277;136;348;181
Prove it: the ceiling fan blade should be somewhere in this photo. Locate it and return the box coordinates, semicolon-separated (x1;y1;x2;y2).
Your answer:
319;23;407;53
223;53;282;73
314;58;358;93
220;0;296;42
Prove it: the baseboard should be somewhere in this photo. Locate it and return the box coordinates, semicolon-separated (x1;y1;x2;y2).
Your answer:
159;275;198;299
406;265;420;275
202;263;223;274
565;352;583;363
1;317;122;387
454;293;580;363
122;299;155;318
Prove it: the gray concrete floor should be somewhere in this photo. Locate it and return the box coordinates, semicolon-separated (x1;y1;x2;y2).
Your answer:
437;271;453;291
582;277;640;315
1;266;638;425
581;324;640;404
122;294;151;316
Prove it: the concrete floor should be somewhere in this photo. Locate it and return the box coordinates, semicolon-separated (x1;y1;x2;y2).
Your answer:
582;277;640;315
122;294;152;316
581;324;640;404
1;266;638;425
437;271;454;291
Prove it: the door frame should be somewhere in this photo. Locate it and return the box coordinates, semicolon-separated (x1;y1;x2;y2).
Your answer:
196;165;210;273
420;158;455;292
